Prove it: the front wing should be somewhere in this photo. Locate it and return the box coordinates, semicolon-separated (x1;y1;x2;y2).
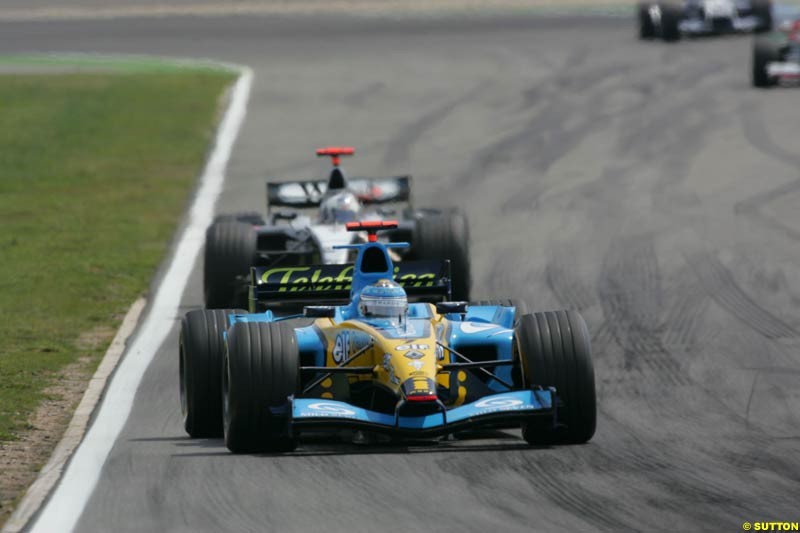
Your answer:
290;390;554;437
680;14;764;34
768;61;800;80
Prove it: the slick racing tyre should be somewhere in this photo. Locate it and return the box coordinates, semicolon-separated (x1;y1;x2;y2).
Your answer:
414;209;472;302
223;322;299;454
516;311;596;445
212;211;266;226
751;0;773;33
204;220;257;309
638;3;656;39
180;308;246;438
752;37;779;88
659;1;682;42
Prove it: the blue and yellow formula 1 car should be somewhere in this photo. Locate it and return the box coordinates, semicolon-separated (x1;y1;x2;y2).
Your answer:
179;222;596;453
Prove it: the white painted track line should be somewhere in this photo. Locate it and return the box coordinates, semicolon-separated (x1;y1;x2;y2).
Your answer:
3;299;146;533
15;65;253;533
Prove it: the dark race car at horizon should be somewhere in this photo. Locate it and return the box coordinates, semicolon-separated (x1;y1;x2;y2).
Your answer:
753;18;800;86
639;0;772;41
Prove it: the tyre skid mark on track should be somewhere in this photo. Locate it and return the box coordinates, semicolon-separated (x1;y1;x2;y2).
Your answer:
520;42;592;107
742;362;800;427
433;455;530;526
545;251;597;313
597;236;691;388
516;451;642;532
615;57;732;164
341;81;385;107
726;435;800;486
382;81;487;168
507;51;729;214
661;275;709;354
739;100;800;169
735;101;800;241
685;251;799;339
615;91;723;212
459;58;634;201
438;447;637;532
593;411;771;530
735;176;800;242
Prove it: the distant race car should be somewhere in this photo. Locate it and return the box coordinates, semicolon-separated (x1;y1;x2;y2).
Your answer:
204;146;471;310
639;0;772;41
179;221;597;453
753;19;800;87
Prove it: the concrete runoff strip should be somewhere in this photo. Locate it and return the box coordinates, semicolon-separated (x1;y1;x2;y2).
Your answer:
2;299;146;533
0;59;253;533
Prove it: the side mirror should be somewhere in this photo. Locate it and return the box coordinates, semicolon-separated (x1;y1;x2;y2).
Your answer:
436;301;468;315
304;306;336;318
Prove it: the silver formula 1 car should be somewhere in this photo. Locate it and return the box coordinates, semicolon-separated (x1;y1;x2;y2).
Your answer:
204;147;471;310
753;19;800;87
639;0;772;41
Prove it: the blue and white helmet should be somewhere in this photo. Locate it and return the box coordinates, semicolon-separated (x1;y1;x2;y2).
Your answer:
359;279;408;319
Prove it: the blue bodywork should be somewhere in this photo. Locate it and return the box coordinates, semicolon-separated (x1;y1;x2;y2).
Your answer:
226;228;554;436
291;390;553;437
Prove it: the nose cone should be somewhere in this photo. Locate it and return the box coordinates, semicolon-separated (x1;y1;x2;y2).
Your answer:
401;377;438;402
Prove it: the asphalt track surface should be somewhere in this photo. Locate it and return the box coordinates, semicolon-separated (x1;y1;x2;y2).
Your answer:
2;12;800;533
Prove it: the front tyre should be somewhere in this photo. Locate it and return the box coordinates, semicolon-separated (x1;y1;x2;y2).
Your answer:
516;311;596;445
180;308;245;438
638;3;656;39
752;37;779;88
659;1;682;42
224;322;299;454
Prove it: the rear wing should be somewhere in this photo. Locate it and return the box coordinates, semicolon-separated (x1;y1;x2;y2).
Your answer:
250;259;450;307
266;176;411;211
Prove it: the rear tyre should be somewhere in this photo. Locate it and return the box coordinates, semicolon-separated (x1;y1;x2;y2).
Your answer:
224;322;299;454
213;211;266;226
753;37;779;88
204;221;257;309
180;308;246;438
638;3;656;39
516;311;596;445
414;209;472;301
660;2;682;42
751;0;773;33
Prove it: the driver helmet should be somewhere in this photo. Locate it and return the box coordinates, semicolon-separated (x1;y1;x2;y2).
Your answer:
320;191;360;223
358;279;408;320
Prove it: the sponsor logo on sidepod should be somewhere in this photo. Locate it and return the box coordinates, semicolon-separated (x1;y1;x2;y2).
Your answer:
306;402;357;417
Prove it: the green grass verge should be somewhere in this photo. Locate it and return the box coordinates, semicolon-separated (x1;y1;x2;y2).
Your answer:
0;69;235;441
